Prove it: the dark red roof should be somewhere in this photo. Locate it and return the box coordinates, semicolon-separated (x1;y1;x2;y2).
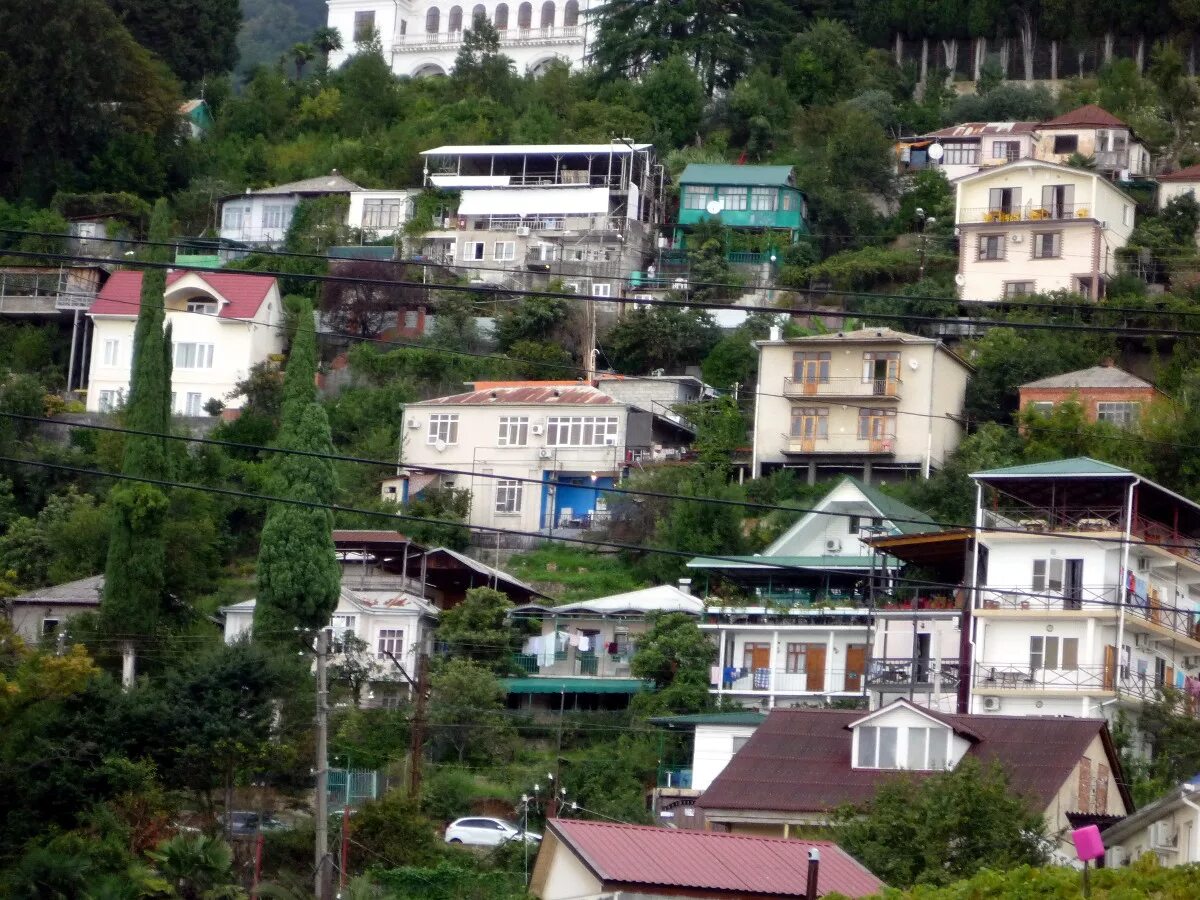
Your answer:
332;530;416;546
546;819;883;898
1041;104;1127;130
1157;163;1200;182
89;270;276;320
698;705;1131;815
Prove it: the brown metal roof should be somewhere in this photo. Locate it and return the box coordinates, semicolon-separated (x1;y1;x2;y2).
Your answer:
545;819;884;898
698;705;1131;815
411;385;618;406
1158;163;1200;182
332;530;415;546
1041;104;1127;130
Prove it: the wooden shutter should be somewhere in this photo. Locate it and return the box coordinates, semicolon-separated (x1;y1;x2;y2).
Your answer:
1078;758;1093;812
989;188;1002;209
1096;764;1110;812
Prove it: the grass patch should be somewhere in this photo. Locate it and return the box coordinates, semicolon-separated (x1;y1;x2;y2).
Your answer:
504;547;649;602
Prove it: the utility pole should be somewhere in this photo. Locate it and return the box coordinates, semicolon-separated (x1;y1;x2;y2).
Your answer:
408;648;429;799
314;628;333;900
121;642;136;690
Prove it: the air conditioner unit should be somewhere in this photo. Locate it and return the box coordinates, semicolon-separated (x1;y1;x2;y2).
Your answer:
1010;232;1024;243
981;696;1002;712
1134;633;1151;650
538;448;553;459
1151;821;1178;850
433;439;448;453
825;538;843;553
406;418;421;429
515;226;531;236
531;423;545;436
604;436;617;446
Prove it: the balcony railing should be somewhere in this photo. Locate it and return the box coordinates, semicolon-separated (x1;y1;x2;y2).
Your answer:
393;25;582;50
868;658;961;688
977;584;1200;643
785;433;897;455
657;766;693;789
711;667;866;694
512;651;634;678
959;204;1091;224
783;376;901;399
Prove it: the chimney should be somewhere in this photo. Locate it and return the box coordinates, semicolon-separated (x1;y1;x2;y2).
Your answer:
805;848;820;898
768;325;782;342
677;578;692;595
1101;357;1114;367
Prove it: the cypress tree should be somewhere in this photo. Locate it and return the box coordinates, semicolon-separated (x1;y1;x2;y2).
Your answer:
101;199;174;637
253;299;340;642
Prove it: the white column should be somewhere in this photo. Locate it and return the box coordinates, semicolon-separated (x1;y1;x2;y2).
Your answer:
767;629;779;708
716;628;726;699
827;630;836;693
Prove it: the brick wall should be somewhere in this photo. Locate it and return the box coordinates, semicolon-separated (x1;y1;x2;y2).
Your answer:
1018;385;1159;422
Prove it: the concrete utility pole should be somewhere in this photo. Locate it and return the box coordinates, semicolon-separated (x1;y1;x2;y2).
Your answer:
408;649;429;799
315;628;333;900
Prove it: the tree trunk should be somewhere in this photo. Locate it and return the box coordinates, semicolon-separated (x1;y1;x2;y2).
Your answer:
895;33;904;67
974;37;985;80
1135;35;1145;72
1078;49;1086;77
942;38;959;84
1050;39;1058;82
1104;32;1113;65
920;37;929;86
999;39;1010;76
1018;11;1035;81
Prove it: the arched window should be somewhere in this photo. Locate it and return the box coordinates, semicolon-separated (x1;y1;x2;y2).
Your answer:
471;3;486;26
494;2;509;28
540;0;554;27
563;0;578;26
517;1;532;28
448;5;463;30
425;6;440;32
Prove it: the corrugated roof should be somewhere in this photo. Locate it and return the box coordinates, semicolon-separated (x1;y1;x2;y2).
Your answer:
502;677;650;694
410;385;618;406
11;574;104;605
332;530;415;546
546;819;883;898
698;706;1126;815
845;477;940;535
687;555;878;570
971;457;1134;478
1157;163;1200;183
1021;365;1155;390
649;711;768;728
679;163;796;188
1041;104;1127;130
926;121;1039;138
425;547;542;596
89;270;275;320
244;173;363;195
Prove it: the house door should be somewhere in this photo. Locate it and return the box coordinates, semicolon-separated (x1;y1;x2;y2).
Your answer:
844;644;867;691
1042;183;1075;219
864;353;900;396
1064;559;1084;610
744;643;771;672
914;632;932;682
806;645;826;692
793;410;824;451
988;186;1021;214
1103;645;1116;691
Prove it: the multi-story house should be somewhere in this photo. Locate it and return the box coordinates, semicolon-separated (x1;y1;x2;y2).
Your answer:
1103;774;1200;867
1156;163;1200;215
1019;362;1165;428
326;0;601;78
953;159;1136;301
346;189;415;240
750;326;971;482
218;172;364;247
1037;104;1151;180
898;122;1041;181
416;142;661;293
393;380;693;537
966;457;1200;750
86;270;285;415
673;164;808;252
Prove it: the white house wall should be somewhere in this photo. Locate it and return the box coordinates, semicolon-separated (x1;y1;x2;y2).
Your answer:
218;195;300;246
692;724;761;792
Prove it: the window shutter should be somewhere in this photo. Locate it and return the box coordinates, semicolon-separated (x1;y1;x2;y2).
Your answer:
1012;188;1022;209
1096;764;1110;812
1063;184;1075;208
989;188;1002;209
1041;185;1054;208
1078;758;1093;812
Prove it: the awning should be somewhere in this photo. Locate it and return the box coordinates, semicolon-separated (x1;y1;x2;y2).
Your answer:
457;187;611;217
502;677;652;695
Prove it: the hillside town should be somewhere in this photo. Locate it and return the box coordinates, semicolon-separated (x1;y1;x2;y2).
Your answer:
10;0;1200;898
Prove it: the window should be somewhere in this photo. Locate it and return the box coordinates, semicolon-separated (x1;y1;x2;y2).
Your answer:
1029;401;1054;416
940;142;978;166
857;724;877;767
1032;232;1061;259
497;415;528;446
1053;134;1079;154
1003;281;1035;298
471;3;486;26
353;9;376;41
750;188;777;211
426;6;440;31
792;351;830;383
988;187;1021;213
1041;183;1075;218
591;282;611;298
331;614;357;638
494;2;508;28
448;5;463;31
377;628;403;659
496;479;523;514
1076;277;1094;299
859;724;948;769
428;413;459;445
185;392;202;416
1030;636;1079;670
790;406;828;439
518;1;532;27
683;186;710;210
563;0;579;26
1123;204;1131;226
186;299;217;314
546;415;619;446
98;389;121;412
1097;402;1139;427
717;186;748;211
742;642;769;670
263;205;288;229
403;309;419;329
493;240;516;261
461;241;485;260
785;643;808;673
540;0;555;26
363;198;405;229
856;725;899;767
1032;558;1064;592
781;191;798;211
992;141;1020;161
222;205;247;229
848;515;861;535
42;618;60;636
977;234;1005;260
905;727;949;769
102;339;119;366
857;408;896;440
173;343;214;369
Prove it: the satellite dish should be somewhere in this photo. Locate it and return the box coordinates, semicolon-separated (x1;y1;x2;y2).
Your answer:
954;273;966;286
705;199;723;216
928;143;945;161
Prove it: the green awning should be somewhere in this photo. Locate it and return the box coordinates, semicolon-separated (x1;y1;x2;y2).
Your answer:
502;677;652;695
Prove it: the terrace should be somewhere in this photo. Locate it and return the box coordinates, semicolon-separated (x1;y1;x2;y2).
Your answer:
958;204;1092;224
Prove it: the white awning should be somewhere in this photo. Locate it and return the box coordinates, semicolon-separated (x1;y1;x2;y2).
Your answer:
457;187;611;217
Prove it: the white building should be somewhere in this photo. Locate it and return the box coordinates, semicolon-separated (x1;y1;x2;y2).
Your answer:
751;327;972;482
966;457;1200;749
1156;163;1200;214
86;270;285;416
392;380;693;537
326;0;602;78
953;159;1136;301
900;121;1042;181
346;189;416;240
218;172;364;246
1104;776;1200;867
416;142;660;291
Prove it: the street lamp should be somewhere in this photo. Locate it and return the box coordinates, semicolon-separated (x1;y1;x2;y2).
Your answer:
914;207;936;281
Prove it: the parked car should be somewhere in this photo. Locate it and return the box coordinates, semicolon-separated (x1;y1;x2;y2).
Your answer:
218;811;289;837
444;817;541;847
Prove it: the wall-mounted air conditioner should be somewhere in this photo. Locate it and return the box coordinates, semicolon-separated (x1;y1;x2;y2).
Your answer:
531;424;545;436
515;226;531;236
825;538;843;553
538;448;553;459
981;696;1002;712
406;418;421;429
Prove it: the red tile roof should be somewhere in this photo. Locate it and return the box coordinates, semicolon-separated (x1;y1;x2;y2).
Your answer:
1157;163;1200;182
545;819;883;898
1041;104;1127;130
698;705;1131;815
89;270;276;320
412;385;617;406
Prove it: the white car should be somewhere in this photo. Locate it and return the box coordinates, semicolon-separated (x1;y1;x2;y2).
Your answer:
444;817;541;847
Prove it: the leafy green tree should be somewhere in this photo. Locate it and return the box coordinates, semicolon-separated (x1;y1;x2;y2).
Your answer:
602;306;721;375
435;586;521;673
402;485;473;550
782;19;867;106
630;612;715;715
350;792;446;870
636;55;705;149
147;833;239;900
686;396;748;475
428;658;514;763
452;12;516;100
836;757;1048;888
289;41;316;80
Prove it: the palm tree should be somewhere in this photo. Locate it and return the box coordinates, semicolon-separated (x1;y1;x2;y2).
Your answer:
290;42;316;80
312;26;343;71
148;834;238;900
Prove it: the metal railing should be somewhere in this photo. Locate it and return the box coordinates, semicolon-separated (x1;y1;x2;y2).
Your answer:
393;24;582;49
868;659;961;688
711;667;867;694
976;584;1115;613
486;215;624;233
657;766;693;789
783;376;901;398
960;204;1091;224
786;433;897;454
512;651;634;678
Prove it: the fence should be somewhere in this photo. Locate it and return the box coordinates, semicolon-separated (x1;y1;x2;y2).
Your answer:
327;768;380;810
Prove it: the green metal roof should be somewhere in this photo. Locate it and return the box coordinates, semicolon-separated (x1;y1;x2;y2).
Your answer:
330;245;396;260
844;477;940;535
686;555;877;570
972;457;1133;478
502;677;652;695
648;712;768;729
679;163;796;188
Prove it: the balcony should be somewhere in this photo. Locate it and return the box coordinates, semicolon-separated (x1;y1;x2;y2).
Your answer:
392;25;583;52
959;204;1092;225
512;651;634;679
868;658;961;689
784;433;897;456
488;215;625;234
711;667;866;694
783;376;901;400
657;766;694;789
1094;150;1130;171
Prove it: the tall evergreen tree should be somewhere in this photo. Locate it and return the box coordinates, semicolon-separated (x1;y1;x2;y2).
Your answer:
101;199;174;637
253;299;340;642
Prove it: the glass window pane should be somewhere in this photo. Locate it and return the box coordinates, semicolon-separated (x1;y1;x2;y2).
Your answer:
928;730;947;768
878;727;898;768
857;726;876;767
907;727;927;769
